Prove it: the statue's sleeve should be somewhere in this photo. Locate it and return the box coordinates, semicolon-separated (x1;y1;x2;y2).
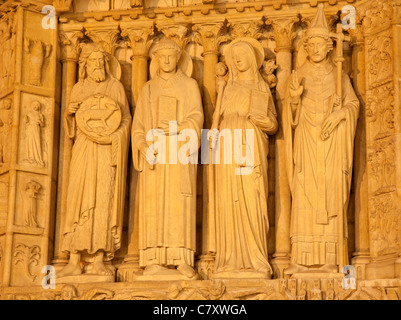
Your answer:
341;73;360;173
110;80;132;166
178;79;204;139
64;84;79;139
282;73;299;190
108;80;132;254
131;83;149;172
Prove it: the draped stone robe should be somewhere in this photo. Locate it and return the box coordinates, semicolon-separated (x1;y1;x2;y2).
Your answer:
212;77;277;277
62;76;131;261
132;69;204;268
25;109;45;166
284;59;359;267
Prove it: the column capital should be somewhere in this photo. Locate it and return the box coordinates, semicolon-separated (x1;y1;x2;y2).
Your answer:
58;29;84;62
121;23;155;58
84;24;121;55
158;23;192;50
228;19;265;40
193;22;230;56
265;17;299;52
52;0;72;13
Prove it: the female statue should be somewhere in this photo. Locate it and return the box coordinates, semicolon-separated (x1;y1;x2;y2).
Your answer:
209;38;278;278
25;100;45;166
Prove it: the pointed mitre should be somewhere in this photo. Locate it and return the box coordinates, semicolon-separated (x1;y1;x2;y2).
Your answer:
306;3;330;39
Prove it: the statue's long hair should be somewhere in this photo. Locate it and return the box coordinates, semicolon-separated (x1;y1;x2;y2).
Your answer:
78;42;114;81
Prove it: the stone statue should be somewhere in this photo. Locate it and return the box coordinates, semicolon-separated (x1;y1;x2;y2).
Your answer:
0;16;15;90
24;38;52;87
283;5;360;275
59;42;131;278
209;38;278;279
0;98;12;165
24;101;45;167
23;180;41;228
132;38;204;279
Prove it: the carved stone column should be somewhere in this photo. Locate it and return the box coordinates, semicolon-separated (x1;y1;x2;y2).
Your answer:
392;0;401;277
362;0;400;279
121;23;155;106
349;18;370;280
1;5;60;286
267;17;299;278
193;22;229;128
117;23;155;281
52;28;83;271
193;22;229;279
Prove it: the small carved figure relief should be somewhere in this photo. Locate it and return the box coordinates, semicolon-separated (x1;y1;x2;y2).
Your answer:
0;14;16;91
24;38;52;87
24;101;45;167
23;180;41;228
0;98;12;165
59;42;131;278
283;4;360;275
208;37;278;279
132;39;204;279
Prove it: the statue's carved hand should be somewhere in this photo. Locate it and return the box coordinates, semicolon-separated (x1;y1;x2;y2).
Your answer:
67;102;81;116
321;109;346;140
208;128;219;149
289;70;304;100
140;142;157;165
158;120;180;136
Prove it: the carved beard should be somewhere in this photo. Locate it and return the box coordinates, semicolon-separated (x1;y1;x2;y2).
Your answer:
88;68;106;82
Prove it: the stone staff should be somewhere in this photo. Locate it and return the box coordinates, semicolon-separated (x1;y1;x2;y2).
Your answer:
208;62;227;253
329;23;351;273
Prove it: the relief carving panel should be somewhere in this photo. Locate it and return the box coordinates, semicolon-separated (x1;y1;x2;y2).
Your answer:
18;94;50;169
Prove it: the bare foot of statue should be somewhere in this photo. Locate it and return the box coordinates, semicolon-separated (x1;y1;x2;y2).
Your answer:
88;251;114;276
177;263;196;278
283;263;308;275
57;253;82;278
319;264;338;273
143;264;170;276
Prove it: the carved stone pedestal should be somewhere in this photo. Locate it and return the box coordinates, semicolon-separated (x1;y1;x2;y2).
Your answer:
134;273;201;281
57;274;115;284
351;251;371;280
271;254;291;279
116;259;141;282
289;272;345;280
365;254;399;280
210;271;271;280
